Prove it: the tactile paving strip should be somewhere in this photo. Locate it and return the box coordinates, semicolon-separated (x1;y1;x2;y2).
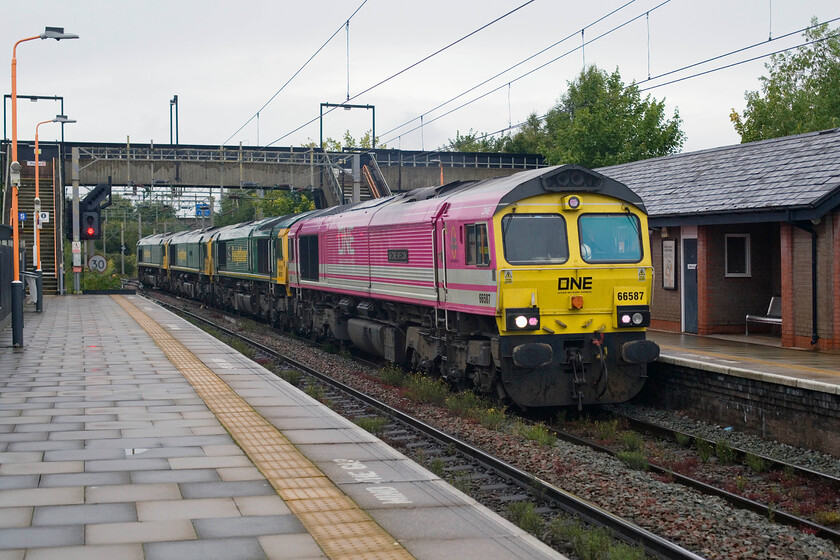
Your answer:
114;295;414;560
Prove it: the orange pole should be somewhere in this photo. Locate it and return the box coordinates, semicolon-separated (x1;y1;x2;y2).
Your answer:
10;35;40;282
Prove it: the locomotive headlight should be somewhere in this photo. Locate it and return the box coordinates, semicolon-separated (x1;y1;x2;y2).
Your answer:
506;308;541;331
616;306;650;328
563;195;582;210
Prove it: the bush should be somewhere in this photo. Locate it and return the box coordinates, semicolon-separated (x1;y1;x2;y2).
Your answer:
428;456;445;477
445;391;485;418
594;419;620;441
276;368;301;386
378;365;407;387
475;407;507;430
616;451;649;471
547;519;645;560
695;438;713;462
814;511;840;526
354;416;389;435
674;432;693;447
507;502;544;535
618;431;643;452
715;439;737;465
405;374;449;405
745;452;769;473
514;421;557;446
304;383;325;401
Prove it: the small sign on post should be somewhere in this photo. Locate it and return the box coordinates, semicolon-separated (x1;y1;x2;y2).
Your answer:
88;255;107;273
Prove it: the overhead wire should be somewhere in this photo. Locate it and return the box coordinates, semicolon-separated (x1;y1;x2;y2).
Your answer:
222;0;369;146
381;0;672;145
265;0;536;147
379;0;638;139
462;23;840;146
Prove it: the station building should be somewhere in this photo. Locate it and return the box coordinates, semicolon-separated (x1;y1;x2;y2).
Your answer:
600;127;840;352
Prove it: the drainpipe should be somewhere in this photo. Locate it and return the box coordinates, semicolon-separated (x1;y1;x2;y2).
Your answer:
789;216;819;346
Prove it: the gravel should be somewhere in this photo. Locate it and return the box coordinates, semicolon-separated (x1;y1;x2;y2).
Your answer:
274;337;840;559
612;403;840;479
161;295;840;559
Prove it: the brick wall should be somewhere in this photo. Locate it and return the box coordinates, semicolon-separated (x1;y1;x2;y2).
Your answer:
649;230;681;327
704;223;779;332
640;362;840;456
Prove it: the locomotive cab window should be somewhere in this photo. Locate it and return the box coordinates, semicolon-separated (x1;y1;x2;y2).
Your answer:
466;223;490;266
256;239;270;274
502;214;568;264
578;214;642;263
217;241;227;267
299;235;319;281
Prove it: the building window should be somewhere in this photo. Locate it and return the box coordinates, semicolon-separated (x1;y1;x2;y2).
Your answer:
725;234;751;277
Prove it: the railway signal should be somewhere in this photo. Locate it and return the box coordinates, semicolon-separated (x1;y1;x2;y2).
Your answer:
80;210;101;240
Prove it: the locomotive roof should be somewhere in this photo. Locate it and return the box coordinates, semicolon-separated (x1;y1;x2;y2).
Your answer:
391;164;646;213
212;220;259;241
168;227;217;244
137;231;176;246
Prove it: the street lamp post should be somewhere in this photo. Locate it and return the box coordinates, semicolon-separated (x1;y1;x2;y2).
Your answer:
33;115;75;311
169;95;178;145
10;26;78;346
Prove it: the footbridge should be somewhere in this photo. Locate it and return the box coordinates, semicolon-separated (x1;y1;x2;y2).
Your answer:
1;140;543;295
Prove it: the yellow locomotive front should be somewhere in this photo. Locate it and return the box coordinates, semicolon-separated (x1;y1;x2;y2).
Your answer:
493;177;659;408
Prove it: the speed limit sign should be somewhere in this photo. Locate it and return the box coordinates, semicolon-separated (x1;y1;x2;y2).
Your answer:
88;255;107;273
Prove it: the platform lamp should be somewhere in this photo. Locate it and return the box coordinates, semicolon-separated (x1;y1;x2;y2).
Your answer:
33;115;75;312
10;26;79;346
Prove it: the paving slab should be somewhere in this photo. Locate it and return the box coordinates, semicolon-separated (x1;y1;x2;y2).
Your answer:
0;295;564;560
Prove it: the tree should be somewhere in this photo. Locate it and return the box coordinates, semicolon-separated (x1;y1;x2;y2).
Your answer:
302;129;385;151
536;66;684;167
731;18;840;143
443;129;507;152
258;190;314;217
500;114;544;154
216;192;258;226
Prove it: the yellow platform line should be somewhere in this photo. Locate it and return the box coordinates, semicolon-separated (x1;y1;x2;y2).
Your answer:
113;296;414;560
659;344;840;377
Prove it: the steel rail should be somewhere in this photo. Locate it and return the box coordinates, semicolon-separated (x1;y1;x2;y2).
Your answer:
548;412;840;545
147;293;705;560
618;413;840;486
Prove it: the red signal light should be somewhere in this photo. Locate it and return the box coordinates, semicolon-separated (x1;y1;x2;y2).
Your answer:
86;226;95;236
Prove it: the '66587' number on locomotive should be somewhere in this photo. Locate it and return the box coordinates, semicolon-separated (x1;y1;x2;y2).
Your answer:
616;290;645;302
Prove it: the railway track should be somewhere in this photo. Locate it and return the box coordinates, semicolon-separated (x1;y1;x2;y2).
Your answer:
146;291;704;560
543;410;840;545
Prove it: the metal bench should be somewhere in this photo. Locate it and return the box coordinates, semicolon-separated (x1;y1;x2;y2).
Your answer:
745;296;781;335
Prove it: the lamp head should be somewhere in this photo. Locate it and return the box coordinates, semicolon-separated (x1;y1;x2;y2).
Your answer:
40;27;79;40
53;115;76;124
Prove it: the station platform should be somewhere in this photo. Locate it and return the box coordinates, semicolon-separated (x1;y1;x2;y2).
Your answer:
0;295;563;560
649;330;840;395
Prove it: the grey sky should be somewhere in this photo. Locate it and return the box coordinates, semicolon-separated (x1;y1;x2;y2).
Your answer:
3;0;838;154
